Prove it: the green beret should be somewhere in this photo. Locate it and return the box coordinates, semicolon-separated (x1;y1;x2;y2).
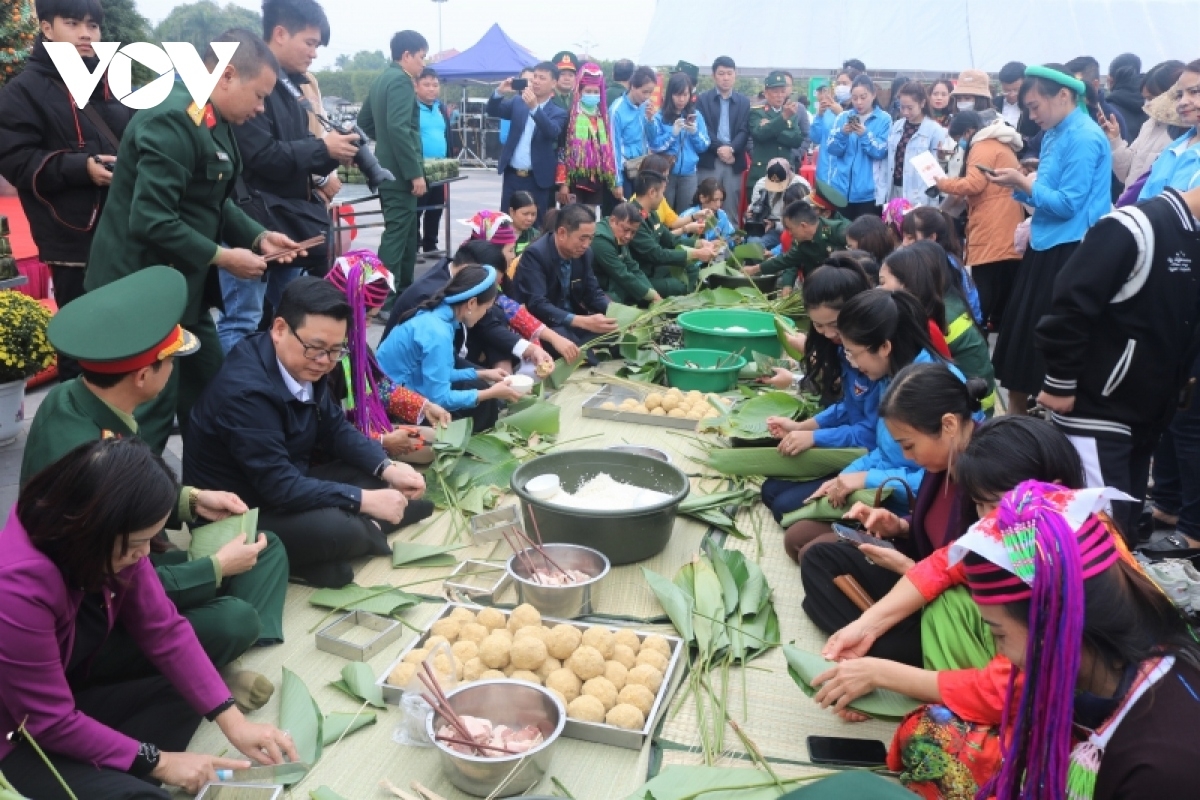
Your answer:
48;266;199;368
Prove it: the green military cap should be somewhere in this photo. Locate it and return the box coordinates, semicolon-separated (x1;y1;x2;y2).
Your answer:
49;265;199;373
765;71;789;89
552;51;579;73
673;60;699;86
814;178;848;209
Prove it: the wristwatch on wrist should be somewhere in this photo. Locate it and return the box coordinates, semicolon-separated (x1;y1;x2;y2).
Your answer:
129;742;161;777
188;487;201;519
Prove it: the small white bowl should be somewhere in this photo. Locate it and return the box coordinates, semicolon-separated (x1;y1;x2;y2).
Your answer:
524;473;561;500
507;374;535;395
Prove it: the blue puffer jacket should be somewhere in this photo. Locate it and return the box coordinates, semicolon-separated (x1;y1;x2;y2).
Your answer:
811;349;881;450
649;110;710;176
823;107;891;204
842;350;982;509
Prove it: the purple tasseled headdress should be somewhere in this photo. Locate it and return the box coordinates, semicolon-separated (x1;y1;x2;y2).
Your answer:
340;259;393;438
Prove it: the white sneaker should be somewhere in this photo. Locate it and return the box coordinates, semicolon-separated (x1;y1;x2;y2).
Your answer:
1146;560;1191;606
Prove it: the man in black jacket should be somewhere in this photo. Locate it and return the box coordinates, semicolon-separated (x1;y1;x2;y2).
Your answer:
219;0;359;354
510;203;616;357
695;56;750;219
993;60;1041;146
1036;187;1200;543
185;278;432;588
0;0;133;380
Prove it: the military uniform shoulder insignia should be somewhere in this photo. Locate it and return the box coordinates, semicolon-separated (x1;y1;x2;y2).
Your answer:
186;102;218;128
101;429;120;440
751;104;765;110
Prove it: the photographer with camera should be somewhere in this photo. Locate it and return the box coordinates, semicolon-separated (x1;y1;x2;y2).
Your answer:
359;30;430;293
218;0;353;354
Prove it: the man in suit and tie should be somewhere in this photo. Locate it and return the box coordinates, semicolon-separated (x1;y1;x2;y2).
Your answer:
695;56;751;220
487;61;567;224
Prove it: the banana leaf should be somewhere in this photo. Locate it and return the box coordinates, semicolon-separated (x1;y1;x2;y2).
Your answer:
780;489;892;528
329;662;386;708
188;508;259;561
391;542;465;568
435;418;471;452
308;584;421;616
783;645;920;722
498;399;560;436
628;765;819;800
464;433;513;463
709;391;807;439
691;557;727;658
280;668;324;765
704;539;741;618
705;447;864;479
311;787;350;800
546;356;581;389
606;301;645;331
775;316;805;360
321;711;377;745
642;567;695;643
677;489;758;514
738;558;770;618
733;242;766;262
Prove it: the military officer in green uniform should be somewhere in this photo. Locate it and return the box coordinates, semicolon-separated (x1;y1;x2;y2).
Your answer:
83;30;304;455
744;200;849;291
22;266;289;711
591;202;661;305
549;51;579;207
359;30;429;292
748;70;806;187
628;170;717;296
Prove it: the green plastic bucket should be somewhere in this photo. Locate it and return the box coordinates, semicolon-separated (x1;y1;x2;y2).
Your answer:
677;309;793;357
661;349;747;392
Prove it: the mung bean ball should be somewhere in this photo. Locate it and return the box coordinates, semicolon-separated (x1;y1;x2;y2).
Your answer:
479;634;512;669
546;668;582;702
617;683;656;716
514;625;551;646
626;664;664;694
429;618;461;642
508;603;542;633
581;627;616;659
458;622;490;645
451;640;479;663
567;695;607;723
509;669;542;685
479;669;506;680
567;645;606;681
462;657;487;682
535;655;562;682
402;648;429;665
613;629;642;654
547;624;583;660
641;634;672;658
635;648;669;674
386;662;417;688
547;688;568;707
603;661;628;691
605;703;645;730
582;676;619;711
476;607;508;631
448;607;477;624
510;636;548;671
489;628;514;642
610;644;637;670
424;635;450;651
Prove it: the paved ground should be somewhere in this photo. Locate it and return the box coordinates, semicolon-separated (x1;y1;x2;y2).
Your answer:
0;169;505;517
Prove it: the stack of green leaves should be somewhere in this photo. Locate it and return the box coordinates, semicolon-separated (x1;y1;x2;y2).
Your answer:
643;539;780;764
280;667;379;772
782;645;920;722
705;446;864;479
676;488;759;540
698;390;818;440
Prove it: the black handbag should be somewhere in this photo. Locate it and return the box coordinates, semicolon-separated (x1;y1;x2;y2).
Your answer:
234;178;331;275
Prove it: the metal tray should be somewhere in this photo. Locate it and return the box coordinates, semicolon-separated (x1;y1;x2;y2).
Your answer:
315;610;404;661
443;559;513;604
580;384;698;431
375;602;685;750
469;503;524;544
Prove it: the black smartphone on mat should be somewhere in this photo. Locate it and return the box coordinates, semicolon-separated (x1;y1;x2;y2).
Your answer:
807;735;888;767
511;78;528;92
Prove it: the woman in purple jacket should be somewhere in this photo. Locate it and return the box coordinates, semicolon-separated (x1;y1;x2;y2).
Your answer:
0;439;296;799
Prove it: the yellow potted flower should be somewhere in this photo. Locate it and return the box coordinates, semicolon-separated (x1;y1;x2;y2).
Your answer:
0;290;54;445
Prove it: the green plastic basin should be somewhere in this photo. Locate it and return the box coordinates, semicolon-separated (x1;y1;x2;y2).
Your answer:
510;450;690;565
677;309;793;357
661;348;747;392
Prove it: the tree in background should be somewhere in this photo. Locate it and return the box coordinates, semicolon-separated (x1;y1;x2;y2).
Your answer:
0;0;38;87
334;50;387;72
153;0;261;50
101;0;152;44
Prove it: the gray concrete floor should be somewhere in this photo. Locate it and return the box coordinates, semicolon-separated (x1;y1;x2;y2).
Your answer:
0;169;505;517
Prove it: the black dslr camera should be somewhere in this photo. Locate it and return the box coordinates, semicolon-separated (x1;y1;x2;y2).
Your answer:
312;114;395;193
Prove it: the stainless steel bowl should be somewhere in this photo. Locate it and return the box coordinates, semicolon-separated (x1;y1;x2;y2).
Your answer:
506;544;610;619
426;680;565;797
605;444;672;464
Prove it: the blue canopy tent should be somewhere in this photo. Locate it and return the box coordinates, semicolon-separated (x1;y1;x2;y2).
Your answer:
434;24;538;166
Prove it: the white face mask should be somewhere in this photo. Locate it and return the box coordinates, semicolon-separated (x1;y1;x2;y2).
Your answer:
957;99;976;112
834;85;852;103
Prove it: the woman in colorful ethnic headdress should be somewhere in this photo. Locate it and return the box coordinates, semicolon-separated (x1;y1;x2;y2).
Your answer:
949;480;1200;799
563;62;620;208
325;249;449;462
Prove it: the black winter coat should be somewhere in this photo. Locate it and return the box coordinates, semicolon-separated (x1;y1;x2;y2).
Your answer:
0;37;132;263
1105;85;1149;142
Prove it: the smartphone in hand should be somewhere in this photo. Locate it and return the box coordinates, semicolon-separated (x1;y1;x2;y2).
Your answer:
975;164;997;176
511;78;528;92
832;522;897;550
